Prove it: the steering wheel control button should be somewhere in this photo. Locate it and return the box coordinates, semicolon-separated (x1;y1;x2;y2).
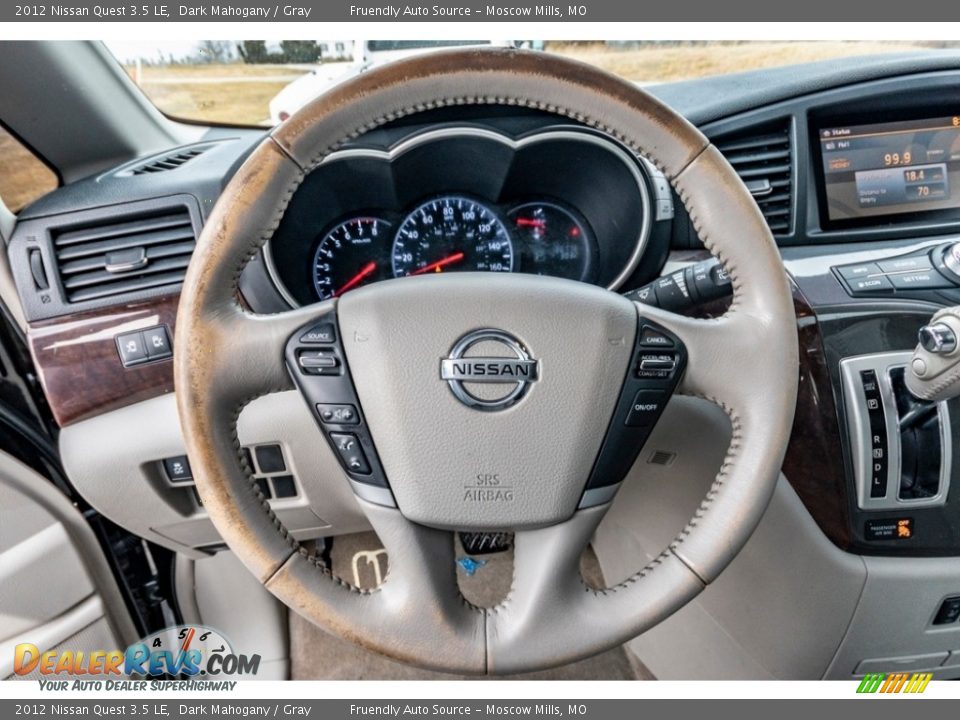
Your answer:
317;403;359;425
299;322;337;344
636;352;677;379
143;325;172;360
115;331;148;366
163;455;193;484
639;325;674;348
297;349;340;375
625;390;667;427
582;317;687;503
285;313;392;496
441;329;539;412
330;433;371;475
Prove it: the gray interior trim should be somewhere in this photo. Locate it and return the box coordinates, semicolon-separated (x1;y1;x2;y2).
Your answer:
173;555;202;626
190;552;291;681
0;450;138;648
59;392;369;556
0;595;106;679
592;396;869;680
827;554;960;679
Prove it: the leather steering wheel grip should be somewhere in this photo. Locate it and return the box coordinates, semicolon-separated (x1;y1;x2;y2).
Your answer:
173;48;799;673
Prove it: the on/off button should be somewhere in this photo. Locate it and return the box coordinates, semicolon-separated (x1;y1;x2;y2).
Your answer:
625;389;666;427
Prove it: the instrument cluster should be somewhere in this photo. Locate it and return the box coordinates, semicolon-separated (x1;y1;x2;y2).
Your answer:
312;196;595;300
265;126;661;306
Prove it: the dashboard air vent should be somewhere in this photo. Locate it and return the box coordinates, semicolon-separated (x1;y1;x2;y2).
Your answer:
130;147;208;175
52;207;195;303
713;122;794;236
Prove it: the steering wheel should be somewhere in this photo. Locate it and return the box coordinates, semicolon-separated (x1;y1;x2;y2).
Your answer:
174;48;798;674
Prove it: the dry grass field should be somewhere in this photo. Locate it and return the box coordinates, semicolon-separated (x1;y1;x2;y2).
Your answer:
127;63;311;126
128;41;938;127
0;129;58;212
550;41;933;83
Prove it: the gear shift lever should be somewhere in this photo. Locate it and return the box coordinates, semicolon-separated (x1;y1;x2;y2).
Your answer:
907;307;960;402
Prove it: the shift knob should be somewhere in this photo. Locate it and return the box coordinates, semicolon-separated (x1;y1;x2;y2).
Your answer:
908;307;960;402
919;323;958;354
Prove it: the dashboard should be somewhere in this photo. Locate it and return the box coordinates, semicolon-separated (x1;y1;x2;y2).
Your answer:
263;127;663;306
11;56;960;565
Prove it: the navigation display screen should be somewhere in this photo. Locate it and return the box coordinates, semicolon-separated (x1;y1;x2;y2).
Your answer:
819;115;960;221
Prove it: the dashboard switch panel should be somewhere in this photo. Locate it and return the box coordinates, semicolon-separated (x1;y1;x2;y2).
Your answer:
163;455;193;483
840;352;951;511
116;325;172;367
834;248;955;297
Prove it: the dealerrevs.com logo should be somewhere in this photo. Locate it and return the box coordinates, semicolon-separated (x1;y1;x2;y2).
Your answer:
13;625;260;683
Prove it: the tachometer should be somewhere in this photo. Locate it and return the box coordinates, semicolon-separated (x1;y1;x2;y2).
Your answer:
312;218;391;300
392;196;513;278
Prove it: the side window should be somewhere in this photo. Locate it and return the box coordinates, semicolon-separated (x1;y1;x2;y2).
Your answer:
0;125;58;213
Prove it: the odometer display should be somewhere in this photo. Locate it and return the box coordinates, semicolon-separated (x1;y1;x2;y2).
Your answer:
312;218;391;300
392;196;514;278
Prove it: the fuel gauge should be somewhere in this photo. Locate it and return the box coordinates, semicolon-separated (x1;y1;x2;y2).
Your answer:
507;202;595;282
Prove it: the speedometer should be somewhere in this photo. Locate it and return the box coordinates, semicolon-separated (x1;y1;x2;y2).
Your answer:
392;196;514;278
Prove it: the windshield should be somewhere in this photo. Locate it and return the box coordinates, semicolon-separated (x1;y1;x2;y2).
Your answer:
106;40;956;127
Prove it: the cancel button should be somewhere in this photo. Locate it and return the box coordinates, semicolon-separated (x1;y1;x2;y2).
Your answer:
625;389;666;427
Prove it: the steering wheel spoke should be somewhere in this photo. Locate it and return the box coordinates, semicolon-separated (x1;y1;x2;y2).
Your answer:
628;305;765;411
487;504;704;674
266;499;486;673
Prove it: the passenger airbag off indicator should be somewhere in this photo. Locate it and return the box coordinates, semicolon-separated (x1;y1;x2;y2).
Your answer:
864;517;913;541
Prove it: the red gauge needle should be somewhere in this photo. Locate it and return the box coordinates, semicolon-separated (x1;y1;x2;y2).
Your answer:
515;218;546;229
410;251;465;275
334;261;377;296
